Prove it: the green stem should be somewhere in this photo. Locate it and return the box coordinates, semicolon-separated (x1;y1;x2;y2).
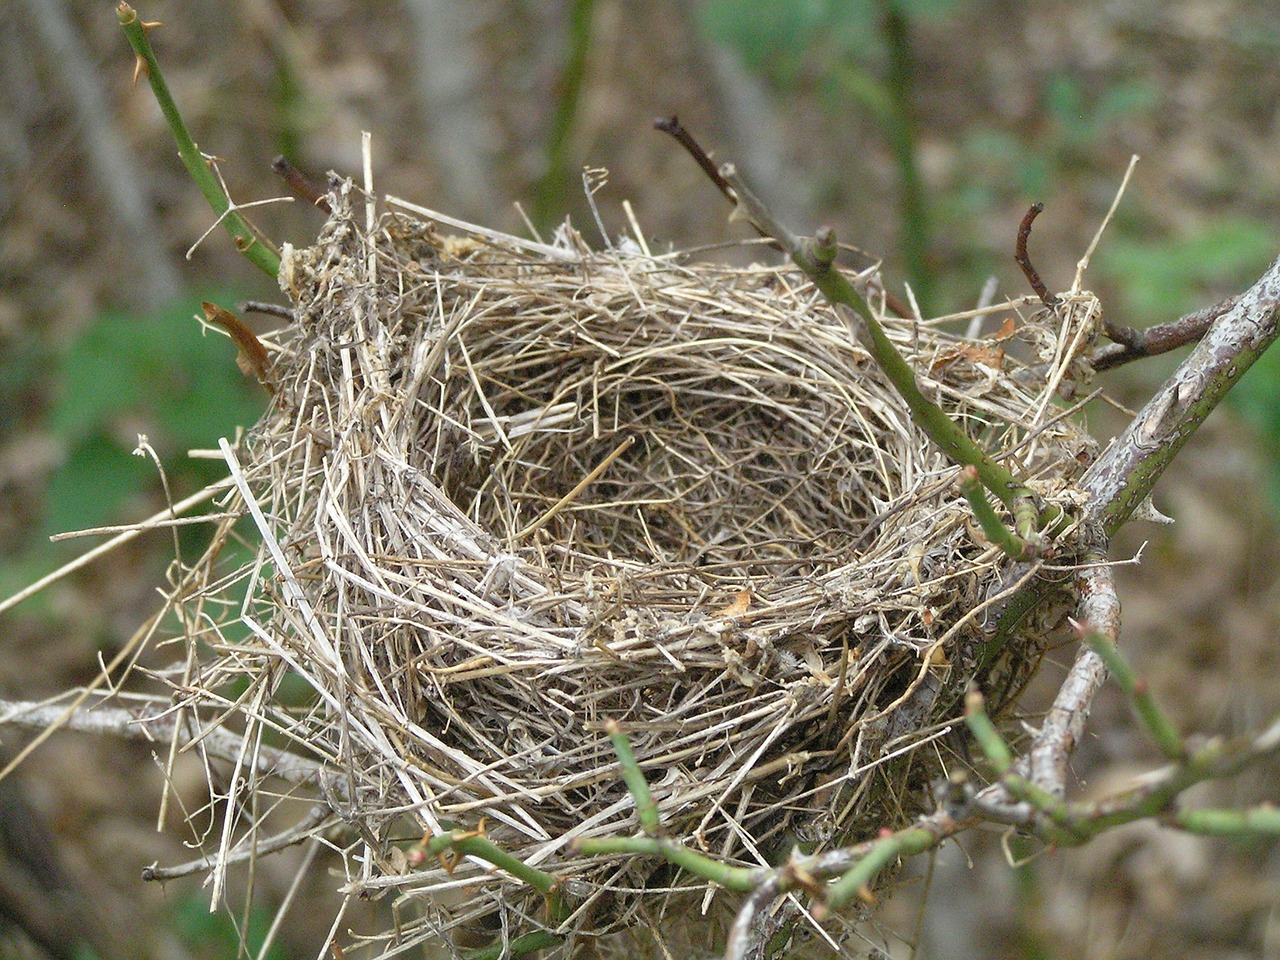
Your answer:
958;466;1032;560
1083;628;1185;760
572;835;760;891
606;719;661;836
424;827;569;958
715;172;1062;530
1170;805;1280;837
462;931;562;960
531;0;597;231
877;0;931;313
770;216;1051;522
117;4;281;277
425;831;559;898
963;687;1013;771
823;827;936;911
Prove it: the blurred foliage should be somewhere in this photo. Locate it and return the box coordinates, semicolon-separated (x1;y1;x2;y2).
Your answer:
696;1;1280;516
699;0;971;313
44;292;265;541
1099;218;1276;320
698;0;966;90
172;892;289;960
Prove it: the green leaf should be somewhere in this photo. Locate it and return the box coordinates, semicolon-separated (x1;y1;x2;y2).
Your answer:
44;433;151;538
172;893;288;960
44;291;267;537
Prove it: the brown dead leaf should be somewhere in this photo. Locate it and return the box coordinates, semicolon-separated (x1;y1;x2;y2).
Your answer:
931;342;1006;373
203;301;275;394
713;589;752;618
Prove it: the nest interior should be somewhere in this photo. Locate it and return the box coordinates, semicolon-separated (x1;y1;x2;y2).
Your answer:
174;182;1098;942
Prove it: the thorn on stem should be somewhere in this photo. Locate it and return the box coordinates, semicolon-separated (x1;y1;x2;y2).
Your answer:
1015;202;1060;309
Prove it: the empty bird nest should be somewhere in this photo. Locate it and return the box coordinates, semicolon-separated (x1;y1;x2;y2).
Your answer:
158;179;1100;952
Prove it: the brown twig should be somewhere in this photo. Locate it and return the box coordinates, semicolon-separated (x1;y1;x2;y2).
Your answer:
1093;294;1239;370
654;115;736;204
1015;202;1059;309
272;154;332;213
239;299;295;320
655;116;913;317
141;804;334;882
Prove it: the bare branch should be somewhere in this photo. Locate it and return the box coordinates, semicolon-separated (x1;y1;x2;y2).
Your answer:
141;804;333;882
1093;294;1240;370
0;697;332;794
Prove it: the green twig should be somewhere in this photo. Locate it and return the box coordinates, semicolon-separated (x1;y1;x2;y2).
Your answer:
462;930;562;960
605;718;661;836
420;825;568;958
572;835;760;891
722;171;1052;525
965;689;1073;834
116;3;281;278
424;829;559;898
963;687;1014;772
957;465;1032;560
1169;805;1280;837
531;0;597;231
821;827;936;913
877;0;931;313
1082;626;1185;760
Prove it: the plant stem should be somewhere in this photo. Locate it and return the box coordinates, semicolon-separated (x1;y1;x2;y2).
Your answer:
462;931;562;960
1082;627;1185;760
1171;805;1280;837
424;830;559;897
531;0;597;231
720;174;1050;521
822;827;935;912
877;0;931;312
116;3;281;278
958;465;1031;559
606;718;661;836
573;835;761;891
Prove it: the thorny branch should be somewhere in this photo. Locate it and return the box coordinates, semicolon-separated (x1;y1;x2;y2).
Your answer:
647;143;1280;958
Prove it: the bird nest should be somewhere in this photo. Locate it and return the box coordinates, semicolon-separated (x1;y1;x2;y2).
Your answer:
166;181;1098;951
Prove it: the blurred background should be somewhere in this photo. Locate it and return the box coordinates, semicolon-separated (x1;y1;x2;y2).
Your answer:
2;0;1280;957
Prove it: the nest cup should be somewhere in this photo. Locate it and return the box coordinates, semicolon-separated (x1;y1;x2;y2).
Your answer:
183;182;1095;945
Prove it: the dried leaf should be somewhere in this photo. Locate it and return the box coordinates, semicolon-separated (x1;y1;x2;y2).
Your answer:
203;301;275;394
713;589;752;618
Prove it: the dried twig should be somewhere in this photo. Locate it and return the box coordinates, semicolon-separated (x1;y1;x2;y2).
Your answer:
1015;202;1059;309
1093;294;1239;370
271;155;332;214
